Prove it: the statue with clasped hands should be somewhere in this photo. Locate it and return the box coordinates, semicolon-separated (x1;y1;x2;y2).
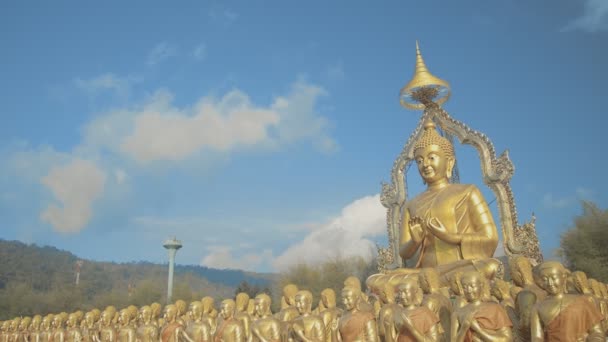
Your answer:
368;120;501;291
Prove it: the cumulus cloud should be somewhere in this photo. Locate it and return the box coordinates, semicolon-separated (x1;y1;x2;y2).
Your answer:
562;0;608;33
201;246;273;271
146;42;178;66
272;194;385;271
40;159;106;233
74;73;141;97
106;81;335;163
542;187;593;209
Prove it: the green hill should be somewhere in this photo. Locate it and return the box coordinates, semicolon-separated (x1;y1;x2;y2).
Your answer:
0;239;275;319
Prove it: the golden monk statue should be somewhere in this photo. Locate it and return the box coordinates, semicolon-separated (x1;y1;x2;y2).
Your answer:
419;268;452;341
201;297;218;335
332;286;378;342
251;294;281;342
277;284;300;342
99;308;117;342
318;289;342;342
117;309;135;342
215;300;244;342
17;317;30;342
161;305;189;342
235;293;254;342
82;310;100;342
66;313;83;342
393;277;442;342
451;271;512;342
490;279;515;311
368;120;501;292
29;315;42;342
292;291;325;342
530;261;605;341
53;314;67;342
136;306;159;342
376;284;400;342
1;321;9;342
343;277;373;314
448;272;467;311
40;315;54;342
509;256;546;302
184;302;212;342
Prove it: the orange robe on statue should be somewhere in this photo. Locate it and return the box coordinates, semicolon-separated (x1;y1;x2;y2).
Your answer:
544;296;604;342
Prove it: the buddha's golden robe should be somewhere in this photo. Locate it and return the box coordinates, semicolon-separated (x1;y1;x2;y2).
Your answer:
401;184;498;270
544;296;604;342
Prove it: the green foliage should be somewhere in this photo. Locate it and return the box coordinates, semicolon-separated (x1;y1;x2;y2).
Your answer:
272;256;377;312
559;201;608;282
234;280;272;298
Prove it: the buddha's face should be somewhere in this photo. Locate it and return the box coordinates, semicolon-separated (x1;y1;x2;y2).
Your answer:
341;289;357;311
414;144;452;185
255;298;269;317
101;312;113;326
118;311;130;325
397;282;419;306
164;306;177;322
140;307;151;323
295;294;310;314
220;302;234;319
189;303;202;319
538;267;566;295
462;275;483;302
52;317;61;329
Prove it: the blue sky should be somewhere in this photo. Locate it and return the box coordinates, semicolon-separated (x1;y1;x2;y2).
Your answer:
1;1;607;272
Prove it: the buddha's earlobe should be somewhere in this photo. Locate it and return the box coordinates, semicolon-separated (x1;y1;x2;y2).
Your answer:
446;157;455;179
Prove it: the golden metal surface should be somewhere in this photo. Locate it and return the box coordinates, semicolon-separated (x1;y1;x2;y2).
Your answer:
399;42;450;110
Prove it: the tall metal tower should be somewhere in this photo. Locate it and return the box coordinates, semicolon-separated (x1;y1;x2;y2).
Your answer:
163;237;182;303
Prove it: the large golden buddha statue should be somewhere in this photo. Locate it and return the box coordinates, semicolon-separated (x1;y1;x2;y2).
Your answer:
368;120;501;290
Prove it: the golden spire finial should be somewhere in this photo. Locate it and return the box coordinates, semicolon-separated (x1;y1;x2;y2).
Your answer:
400;41;451;110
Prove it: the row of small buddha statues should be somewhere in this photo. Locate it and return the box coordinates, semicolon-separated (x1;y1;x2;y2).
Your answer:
2;258;608;342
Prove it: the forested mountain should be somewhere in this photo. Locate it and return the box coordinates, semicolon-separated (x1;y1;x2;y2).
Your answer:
0;239;274;319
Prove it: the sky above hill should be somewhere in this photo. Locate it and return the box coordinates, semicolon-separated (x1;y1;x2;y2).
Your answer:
1;0;607;272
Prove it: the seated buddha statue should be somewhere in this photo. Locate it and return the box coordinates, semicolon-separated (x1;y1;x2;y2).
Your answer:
368;120;501;291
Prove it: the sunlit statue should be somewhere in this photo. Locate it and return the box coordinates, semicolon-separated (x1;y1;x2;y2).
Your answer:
251;294;281;342
150;303;163;328
451;271;512;342
235;293;253;342
176;300;189;326
18;317;31;342
530;261;605;341
376;284;400;342
136;306;159;342
65;313;83;342
1;321;9;342
588;278;608;335
331;286;378;342
393;277;442;342
29;315;42;342
201;297;218;335
185;302;212;342
368;120;502;292
318;289;342;342
509;290;536;342
448;272;467;310
161;305;188;342
419;268;452;340
40;315;54;342
215;299;244;342
277;284;300;342
343;277;373;313
509;256;546;302
99;308;117;342
117;309;135;342
491;279;515;310
292;290;325;342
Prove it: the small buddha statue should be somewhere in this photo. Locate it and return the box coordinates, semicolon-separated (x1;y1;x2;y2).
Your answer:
136;306;159;342
99;308;117;342
292;291;325;342
201;297;218;334
318;289;342;342
81;310;100;342
29;315;43;342
40;315;54;342
234;293;253;342
490;279;515;310
117;309;136;342
448;272;467;310
150;303;163;328
214;299;244;342
376;284;400;342
17;317;31;342
588;278;608;334
419;268;452;340
247;299;256;318
509;290;536;342
175;300;189;326
65;313;83;342
343;277;373;313
251;294;281;342
332;286;378;342
1;321;9;342
277;284;300;342
393;277;442;342
451;271;512;342
53;314;67;342
530;261;604;341
184;302;212;342
9;318;21;342
161;304;190;342
509;256;546;302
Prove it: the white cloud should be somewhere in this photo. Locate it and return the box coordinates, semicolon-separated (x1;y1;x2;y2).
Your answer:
562;0;608;33
272;194;385;271
193;44;207;61
74;73;141;97
113;81;335;163
40;159;106;233
542;187;593;209
114;169;127;184
201;246;273;271
146;42;178;66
